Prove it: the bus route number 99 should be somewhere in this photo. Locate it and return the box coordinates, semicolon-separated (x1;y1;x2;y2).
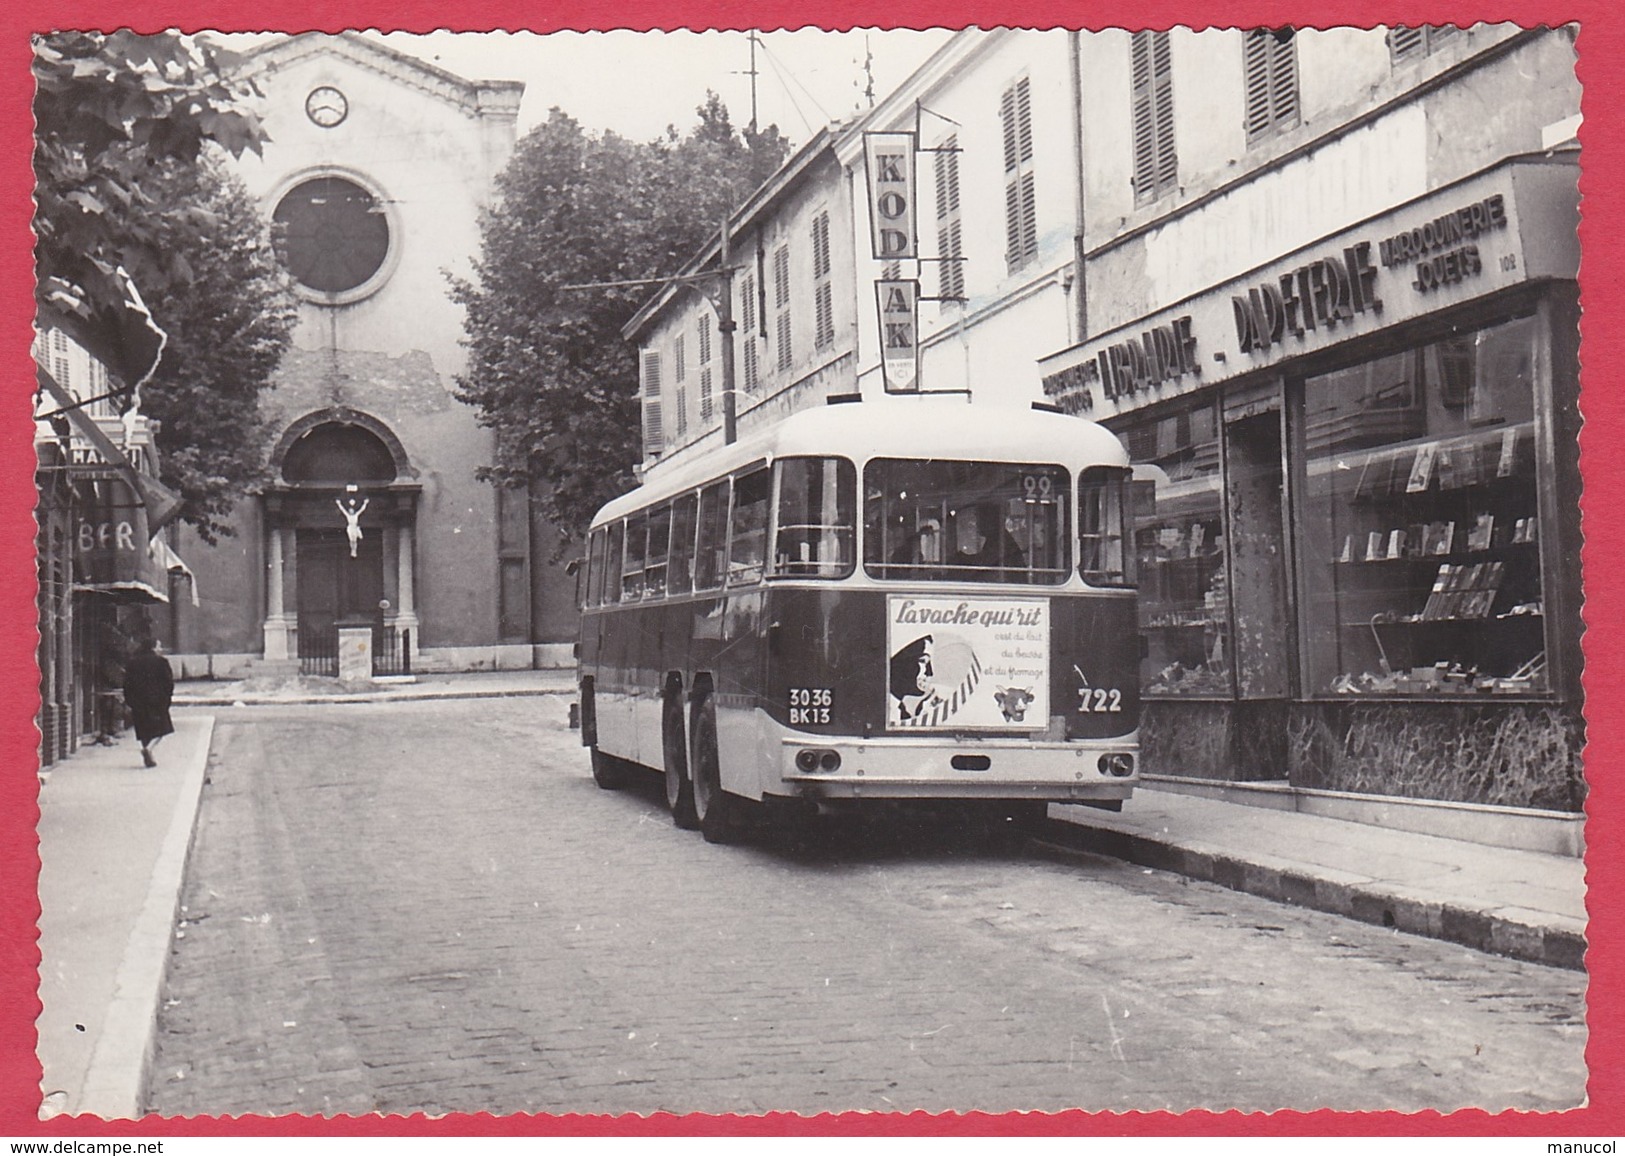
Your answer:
789;686;833;725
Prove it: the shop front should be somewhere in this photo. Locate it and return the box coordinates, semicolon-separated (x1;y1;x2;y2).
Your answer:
1039;154;1582;813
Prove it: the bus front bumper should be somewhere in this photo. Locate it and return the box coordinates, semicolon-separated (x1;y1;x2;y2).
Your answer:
776;735;1138;802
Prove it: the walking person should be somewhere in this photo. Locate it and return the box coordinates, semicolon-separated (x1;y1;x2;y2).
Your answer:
122;637;174;768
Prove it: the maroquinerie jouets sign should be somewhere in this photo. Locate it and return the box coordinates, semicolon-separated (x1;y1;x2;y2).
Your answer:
1038;160;1572;418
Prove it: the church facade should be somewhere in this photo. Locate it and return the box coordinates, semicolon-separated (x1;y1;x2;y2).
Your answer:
167;33;576;677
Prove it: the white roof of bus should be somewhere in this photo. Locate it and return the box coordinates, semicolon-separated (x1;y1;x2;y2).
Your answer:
593;397;1130;525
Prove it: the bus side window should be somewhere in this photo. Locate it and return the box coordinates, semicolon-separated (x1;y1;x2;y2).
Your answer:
695;481;730;590
669;493;698;594
773;456;856;578
603;521;624;604
1079;467;1137;587
646;507;671;597
584;529;606;608
727;468;772;586
627;512;652;599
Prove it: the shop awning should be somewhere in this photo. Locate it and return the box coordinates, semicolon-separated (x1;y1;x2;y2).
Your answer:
69;476;170;603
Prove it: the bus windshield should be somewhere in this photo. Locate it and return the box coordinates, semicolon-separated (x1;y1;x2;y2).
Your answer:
863;459;1070;584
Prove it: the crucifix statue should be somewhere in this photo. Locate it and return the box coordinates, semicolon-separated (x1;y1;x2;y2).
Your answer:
337;496;369;558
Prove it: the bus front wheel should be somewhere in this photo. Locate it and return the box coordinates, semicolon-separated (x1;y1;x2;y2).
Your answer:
690;695;740;844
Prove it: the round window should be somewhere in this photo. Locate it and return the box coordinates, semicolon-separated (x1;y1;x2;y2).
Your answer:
272;176;391;295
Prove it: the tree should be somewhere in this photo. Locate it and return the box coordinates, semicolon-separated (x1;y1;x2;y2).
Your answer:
33;31;296;540
33;31;266;359
135;156;297;543
452;96;791;541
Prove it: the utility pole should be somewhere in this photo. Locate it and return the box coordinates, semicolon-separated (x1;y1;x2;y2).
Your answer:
747;31;760;134
560;213;740;448
717;215;739;444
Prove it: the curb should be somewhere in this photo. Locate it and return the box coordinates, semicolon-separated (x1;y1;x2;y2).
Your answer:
1038;822;1587;972
174;686;573;708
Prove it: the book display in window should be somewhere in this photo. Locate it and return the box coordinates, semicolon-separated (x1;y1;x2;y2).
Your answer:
1323;423;1545;696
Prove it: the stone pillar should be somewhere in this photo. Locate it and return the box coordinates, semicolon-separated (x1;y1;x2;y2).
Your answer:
395;517;420;660
262;524;295;660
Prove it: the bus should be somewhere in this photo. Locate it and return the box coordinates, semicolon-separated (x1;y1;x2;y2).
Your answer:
576;396;1141;843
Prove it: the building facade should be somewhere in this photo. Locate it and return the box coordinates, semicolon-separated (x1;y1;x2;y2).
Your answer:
1038;25;1582;817
168;32;575;678
629;25;1583;829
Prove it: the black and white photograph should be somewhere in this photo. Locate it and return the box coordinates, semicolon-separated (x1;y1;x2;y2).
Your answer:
27;18;1591;1132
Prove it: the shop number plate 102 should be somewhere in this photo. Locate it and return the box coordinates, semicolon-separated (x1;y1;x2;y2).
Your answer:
789;687;833;725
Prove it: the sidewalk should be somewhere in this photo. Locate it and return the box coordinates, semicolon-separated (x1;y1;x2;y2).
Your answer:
172;666;576;707
1047;789;1587;971
36;713;214;1120
35;673;1587;1117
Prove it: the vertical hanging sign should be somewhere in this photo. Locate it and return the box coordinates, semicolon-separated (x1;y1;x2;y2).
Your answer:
876;279;920;392
863;132;917;260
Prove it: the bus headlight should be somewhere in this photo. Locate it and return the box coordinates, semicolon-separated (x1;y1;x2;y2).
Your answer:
1098;753;1135;778
796;748;841;773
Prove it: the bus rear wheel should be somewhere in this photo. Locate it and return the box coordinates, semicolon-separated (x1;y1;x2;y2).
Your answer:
690;694;740;844
664;694;698;829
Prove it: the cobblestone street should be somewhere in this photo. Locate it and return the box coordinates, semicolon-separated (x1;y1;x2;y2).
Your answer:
147;696;1587;1118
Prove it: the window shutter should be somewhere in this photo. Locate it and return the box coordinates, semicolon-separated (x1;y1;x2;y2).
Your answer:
776;310;793;371
1388;25;1425;60
699;366;714;420
815;282;834;348
740;272;756;331
1245;28;1300;144
935;134;965;300
698;316;711;366
811;212;831;279
643;399;664;456
674;334;686;382
1132;31;1177;204
674;385;687;437
773;246;790;309
641;350;662;399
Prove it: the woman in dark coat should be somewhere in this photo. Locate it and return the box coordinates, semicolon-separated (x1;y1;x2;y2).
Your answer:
122;638;175;767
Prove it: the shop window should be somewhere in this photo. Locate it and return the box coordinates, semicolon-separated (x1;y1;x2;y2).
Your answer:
1243;28;1300;145
1125;403;1228;696
1301;314;1545;697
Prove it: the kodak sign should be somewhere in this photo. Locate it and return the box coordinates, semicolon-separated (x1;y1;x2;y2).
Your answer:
876;279;920;392
863;132;917;260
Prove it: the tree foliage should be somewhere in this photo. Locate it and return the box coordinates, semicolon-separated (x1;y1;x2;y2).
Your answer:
33;31;297;541
136;156;298;544
33;30;266;342
452;95;790;541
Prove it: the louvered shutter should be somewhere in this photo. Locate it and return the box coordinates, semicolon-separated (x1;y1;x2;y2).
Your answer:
1388;25;1425;60
935;136;964;300
1245;28;1300;143
1132;31;1177;205
1000;80;1039;271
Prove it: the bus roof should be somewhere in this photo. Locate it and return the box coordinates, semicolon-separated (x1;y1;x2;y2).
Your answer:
592;397;1129;526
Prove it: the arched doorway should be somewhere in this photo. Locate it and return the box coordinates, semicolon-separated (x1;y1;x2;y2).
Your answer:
261;408;420;670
